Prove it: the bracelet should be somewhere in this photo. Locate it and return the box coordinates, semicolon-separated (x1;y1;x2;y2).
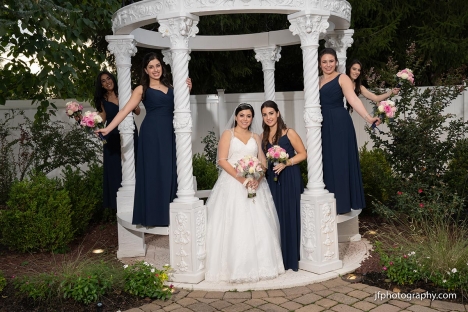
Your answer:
364;113;371;122
290;158;294;166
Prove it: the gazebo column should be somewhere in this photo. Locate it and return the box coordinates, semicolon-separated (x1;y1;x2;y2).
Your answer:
324;30;354;74
159;15;206;283
107;35;145;258
288;11;342;274
254;46;281;101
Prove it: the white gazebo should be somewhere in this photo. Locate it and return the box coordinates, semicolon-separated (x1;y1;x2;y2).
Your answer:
108;0;358;284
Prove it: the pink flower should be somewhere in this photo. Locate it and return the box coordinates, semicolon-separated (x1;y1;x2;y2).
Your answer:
418;189;423;193
384;105;392;114
389;261;394;266
403;254;408;258
419;203;424;208
387;111;395;118
382;266;387;271
86;119;95;127
397;191;402;195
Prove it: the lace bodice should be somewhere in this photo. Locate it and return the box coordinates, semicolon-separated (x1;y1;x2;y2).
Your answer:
227;132;258;167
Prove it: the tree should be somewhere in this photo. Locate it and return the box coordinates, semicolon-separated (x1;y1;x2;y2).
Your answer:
347;0;468;85
0;0;120;120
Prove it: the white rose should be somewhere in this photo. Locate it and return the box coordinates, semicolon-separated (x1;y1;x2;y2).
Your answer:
388;100;395;107
280;152;287;158
95;115;103;123
67;109;74;116
248;167;255;174
401;73;409;79
378;105;385;113
452;268;457;273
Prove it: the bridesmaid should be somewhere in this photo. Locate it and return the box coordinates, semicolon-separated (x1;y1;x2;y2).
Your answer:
93;71;140;211
261;100;307;271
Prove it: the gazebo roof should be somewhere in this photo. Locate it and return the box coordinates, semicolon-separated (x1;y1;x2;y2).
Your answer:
112;0;351;50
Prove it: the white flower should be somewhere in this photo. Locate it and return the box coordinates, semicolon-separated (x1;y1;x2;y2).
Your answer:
248;167;255;174
452;268;457;273
401;73;409;79
151;268;155;273
413;270;417;272
164;263;170;267
67;109;74;116
409;251;415;256
123;265;128;269
443;279;447;283
378;105;385;113
144;261;149;266
95;115;103;123
387;100;396;107
280;151;287;158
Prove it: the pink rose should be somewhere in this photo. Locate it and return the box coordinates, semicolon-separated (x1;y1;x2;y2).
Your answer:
384;105;392;114
86;119;95;127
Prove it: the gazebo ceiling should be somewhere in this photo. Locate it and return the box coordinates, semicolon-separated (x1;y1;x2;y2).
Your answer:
113;0;351;50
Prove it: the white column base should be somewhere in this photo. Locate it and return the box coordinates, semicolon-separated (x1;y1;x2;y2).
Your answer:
169;200;207;284
337;209;362;243
299;193;343;274
116;187;146;259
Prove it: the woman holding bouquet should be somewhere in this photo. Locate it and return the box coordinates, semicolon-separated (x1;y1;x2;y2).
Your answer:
346;59;400;112
96;53;192;227
94;71;140;212
261;100;306;272
319;48;381;214
205;103;285;283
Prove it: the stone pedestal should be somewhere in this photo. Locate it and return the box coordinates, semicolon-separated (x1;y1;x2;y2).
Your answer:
299;193;342;274
169;200;207;283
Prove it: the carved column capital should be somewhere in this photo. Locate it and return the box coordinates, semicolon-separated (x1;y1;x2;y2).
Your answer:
106;35;137;66
254;46;281;71
158;15;199;50
162;49;173;68
324;30;354;73
288;12;330;48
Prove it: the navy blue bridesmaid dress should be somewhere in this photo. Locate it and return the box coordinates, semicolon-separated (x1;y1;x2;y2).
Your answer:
132;88;177;227
265;131;303;271
102;100;138;210
319;74;366;214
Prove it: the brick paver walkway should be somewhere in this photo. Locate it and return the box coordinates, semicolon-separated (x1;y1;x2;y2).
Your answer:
122;277;467;312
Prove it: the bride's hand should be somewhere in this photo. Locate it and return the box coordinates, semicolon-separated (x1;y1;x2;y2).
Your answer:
249;179;259;190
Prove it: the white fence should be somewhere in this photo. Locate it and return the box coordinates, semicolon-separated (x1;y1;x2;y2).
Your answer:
3;88;468;168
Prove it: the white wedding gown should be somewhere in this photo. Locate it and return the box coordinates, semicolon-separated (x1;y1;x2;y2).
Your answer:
205;131;285;283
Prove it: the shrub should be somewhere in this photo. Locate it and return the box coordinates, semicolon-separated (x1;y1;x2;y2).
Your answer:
124;261;173;300
444;138;468;208
0;111;18;205
359;143;394;212
13;273;60;301
1;173;73;252
201;130;218;164
0;270;6;293
6;110;102;181
192;154;218;190
61;163;103;235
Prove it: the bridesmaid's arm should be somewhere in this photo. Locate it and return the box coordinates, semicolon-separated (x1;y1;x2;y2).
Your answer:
339;75;381;126
286;129;307;166
217;130;248;185
95;86;143;136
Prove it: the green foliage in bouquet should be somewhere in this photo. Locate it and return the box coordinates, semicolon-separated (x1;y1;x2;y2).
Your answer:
124;261;173;300
61;163;103;235
1;173;73;252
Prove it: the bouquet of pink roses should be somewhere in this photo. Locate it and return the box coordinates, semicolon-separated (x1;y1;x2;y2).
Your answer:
80;111;107;144
371;100;397;130
234;155;264;198
65;101;83;123
396;68;414;88
266;145;289;182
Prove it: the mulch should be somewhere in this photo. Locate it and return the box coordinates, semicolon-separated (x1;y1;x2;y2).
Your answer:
0;215;465;311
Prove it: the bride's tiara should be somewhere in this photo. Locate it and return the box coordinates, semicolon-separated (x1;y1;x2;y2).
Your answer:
237;103;253;108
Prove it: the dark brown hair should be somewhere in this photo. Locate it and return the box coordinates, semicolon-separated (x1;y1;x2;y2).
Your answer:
94;71;118;113
260;100;287;152
140;52;171;101
346;59;363;112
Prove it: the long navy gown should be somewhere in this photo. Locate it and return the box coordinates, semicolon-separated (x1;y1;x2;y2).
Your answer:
320;74;366;214
102;100;138;210
132;88;177;227
265;132;303;271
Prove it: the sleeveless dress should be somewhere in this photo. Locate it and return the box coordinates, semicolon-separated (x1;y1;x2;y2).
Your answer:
265;131;303;271
205;130;285;283
102;100;138;210
320;74;366;214
132;88;177;226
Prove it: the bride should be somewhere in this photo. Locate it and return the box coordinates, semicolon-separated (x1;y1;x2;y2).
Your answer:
205;103;285;283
